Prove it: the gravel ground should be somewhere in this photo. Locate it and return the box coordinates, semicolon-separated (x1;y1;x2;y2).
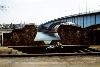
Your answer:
0;56;100;67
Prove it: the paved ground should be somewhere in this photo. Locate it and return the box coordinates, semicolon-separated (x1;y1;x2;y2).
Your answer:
0;56;100;67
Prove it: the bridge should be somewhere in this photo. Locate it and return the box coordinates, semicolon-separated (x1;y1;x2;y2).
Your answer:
38;11;100;32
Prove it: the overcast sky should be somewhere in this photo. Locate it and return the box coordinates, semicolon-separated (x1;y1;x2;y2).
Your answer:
0;0;100;25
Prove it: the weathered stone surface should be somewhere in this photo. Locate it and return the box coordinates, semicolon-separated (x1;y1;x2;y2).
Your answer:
3;23;100;46
85;24;100;45
57;25;87;45
3;24;37;46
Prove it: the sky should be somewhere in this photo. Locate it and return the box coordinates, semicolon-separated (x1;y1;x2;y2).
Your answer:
0;0;100;25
